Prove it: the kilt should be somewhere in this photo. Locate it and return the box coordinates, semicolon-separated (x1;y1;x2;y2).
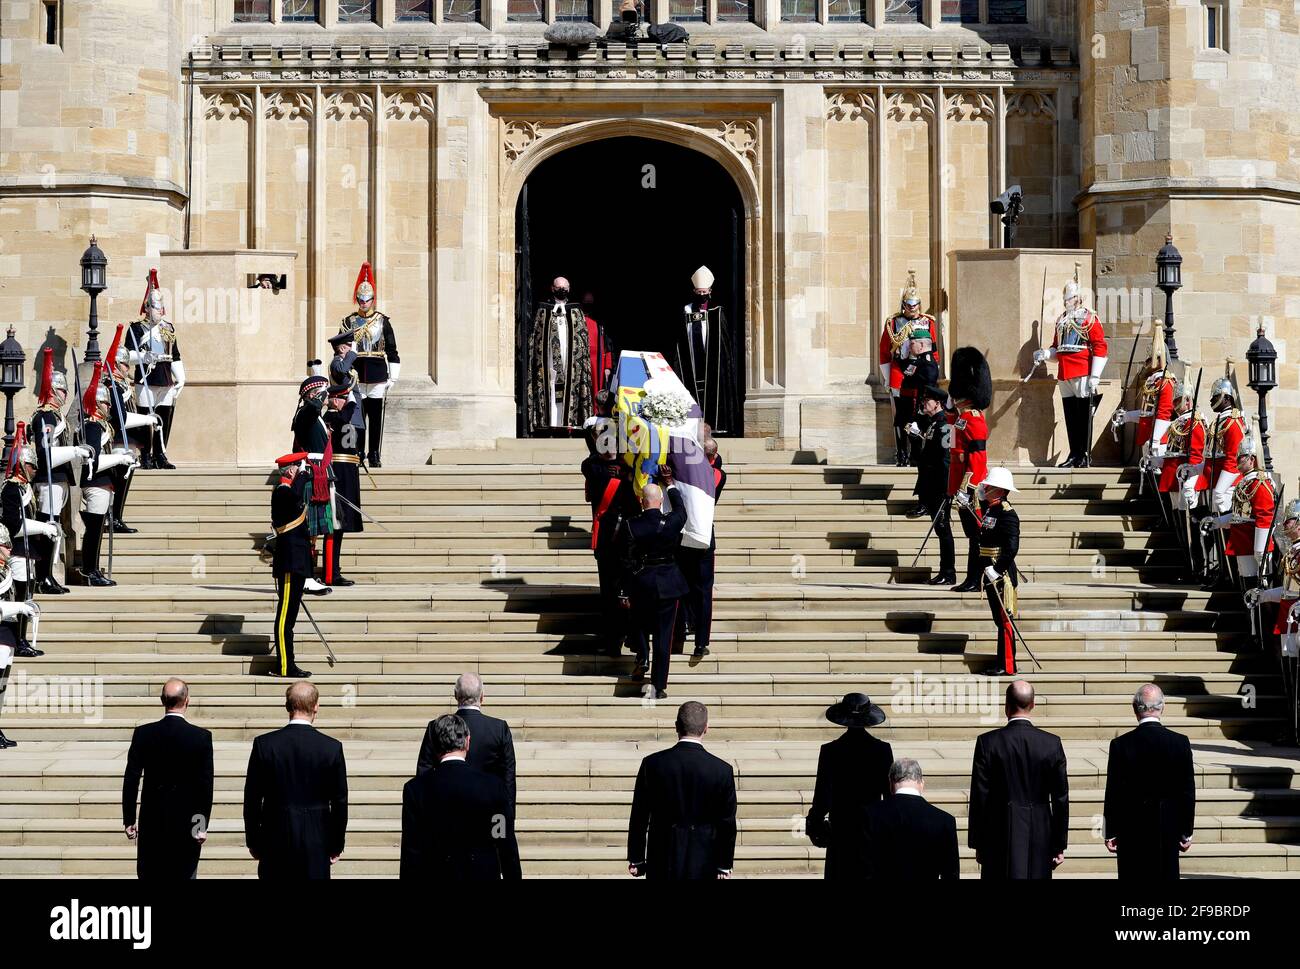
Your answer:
333;460;363;533
306;498;334;538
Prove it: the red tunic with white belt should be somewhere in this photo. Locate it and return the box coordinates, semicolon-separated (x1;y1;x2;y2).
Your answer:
1050;309;1107;381
1199;410;1247;489
1225;471;1275;557
1137;372;1176;451
1157;412;1207;493
946;407;988;497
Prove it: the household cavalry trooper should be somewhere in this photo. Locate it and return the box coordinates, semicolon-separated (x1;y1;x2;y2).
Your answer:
1033;264;1108;467
878;269;941;468
1202;440;1275;587
339;262;400;467
324;341;365;588
104;324;157;536
30;348;85;595
1246;500;1300;658
78;358;137;587
956;466;1021;677
0;523;43;747
1201;365;1249;514
944;347;992;593
1111;328;1176;463
290;367;334;597
1156;380;1210;571
268;452;314;679
1;426;52;654
124;267;183;469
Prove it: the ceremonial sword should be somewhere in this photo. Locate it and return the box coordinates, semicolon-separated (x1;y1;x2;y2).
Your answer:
982;571;1042;671
298;598;337;668
334;491;387;531
909;496;950;570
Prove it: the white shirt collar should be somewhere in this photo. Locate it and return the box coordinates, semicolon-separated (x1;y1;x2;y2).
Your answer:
677;737;704;745
165;711;187;719
440;752;468;763
894;787;923;797
457;704;481;712
1138;716;1162;725
287;719;313;726
1008;716;1033;724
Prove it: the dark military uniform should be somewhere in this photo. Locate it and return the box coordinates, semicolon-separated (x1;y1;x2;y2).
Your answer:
270;468;313;677
581;453;638;654
910;389;955;583
324;360;364;587
975;497;1021;675
617;485;689;695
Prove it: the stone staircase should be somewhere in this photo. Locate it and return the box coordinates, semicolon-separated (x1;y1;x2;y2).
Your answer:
1;437;1298;877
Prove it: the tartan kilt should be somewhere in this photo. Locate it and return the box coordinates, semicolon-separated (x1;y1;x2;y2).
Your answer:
306;497;335;537
333;462;363;533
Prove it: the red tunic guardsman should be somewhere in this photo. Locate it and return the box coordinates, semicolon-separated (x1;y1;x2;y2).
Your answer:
1200;367;1248;514
1033;264;1108;467
945;347;992;593
1112;327;1174;456
1203;441;1274;584
1248;501;1300;659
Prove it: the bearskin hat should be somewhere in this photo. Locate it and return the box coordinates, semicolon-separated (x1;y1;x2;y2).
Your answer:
948;346;992;410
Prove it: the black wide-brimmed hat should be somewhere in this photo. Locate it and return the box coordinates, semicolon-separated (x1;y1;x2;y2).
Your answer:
825;692;886;728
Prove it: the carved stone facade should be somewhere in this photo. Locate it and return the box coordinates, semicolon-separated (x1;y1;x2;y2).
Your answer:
0;0;1294;477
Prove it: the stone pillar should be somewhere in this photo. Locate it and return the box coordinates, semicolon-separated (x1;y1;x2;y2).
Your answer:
949;247;1123;466
157;249;303;466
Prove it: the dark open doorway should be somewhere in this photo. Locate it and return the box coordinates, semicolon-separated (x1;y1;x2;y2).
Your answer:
514;135;746;437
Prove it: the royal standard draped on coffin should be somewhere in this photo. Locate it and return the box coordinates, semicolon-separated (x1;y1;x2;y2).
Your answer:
613;351;717;551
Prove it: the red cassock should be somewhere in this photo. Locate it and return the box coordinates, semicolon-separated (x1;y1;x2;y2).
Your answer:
1137;375;1176;451
586;315;613;394
1225;474;1276;556
1052;311;1107;381
1198;413;1246;490
946;408;989;496
1157;417;1207;492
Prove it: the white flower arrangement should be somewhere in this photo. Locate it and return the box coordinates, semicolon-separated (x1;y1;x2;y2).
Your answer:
639;388;692;426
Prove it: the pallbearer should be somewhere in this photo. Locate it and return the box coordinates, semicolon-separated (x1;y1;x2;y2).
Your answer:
125;268;183;469
291;369;334;596
672;266;740;436
581;412;637;656
268;453;313;679
338;262;400;467
1033;265;1108;467
324;346;364;588
879;270;940;467
969;467;1022;677
946;347;992;593
30;349;80;595
1202;441;1274;585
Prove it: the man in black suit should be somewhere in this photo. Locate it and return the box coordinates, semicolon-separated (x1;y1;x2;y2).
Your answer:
628;701;737;880
243;681;348;879
414;672;517;808
122;678;214;879
617;472;689;699
401;713;522;880
862;758;960;880
805;692;894;879
1104;683;1196;880
969;680;1069;879
674;437;727;660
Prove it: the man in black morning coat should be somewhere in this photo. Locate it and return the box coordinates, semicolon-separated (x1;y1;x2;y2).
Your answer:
122;678;214;879
805;693;894;879
1104;683;1196;880
969;680;1069;880
243;681;349;879
401;713;522;881
862;757;960;880
415;672;517;810
627;701;737;880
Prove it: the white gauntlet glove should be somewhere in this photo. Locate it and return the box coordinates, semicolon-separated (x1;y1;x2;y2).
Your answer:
983;566;1000;584
0;601;35;621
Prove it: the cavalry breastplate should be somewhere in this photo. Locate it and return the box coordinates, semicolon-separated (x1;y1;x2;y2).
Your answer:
347;313;387;356
139;322;174;356
1209;412;1243;457
1055;310;1091;352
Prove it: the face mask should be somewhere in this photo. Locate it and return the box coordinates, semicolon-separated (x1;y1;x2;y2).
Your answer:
553;290;569;300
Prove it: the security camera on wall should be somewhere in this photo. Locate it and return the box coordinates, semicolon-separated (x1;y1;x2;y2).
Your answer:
990;185;1024;247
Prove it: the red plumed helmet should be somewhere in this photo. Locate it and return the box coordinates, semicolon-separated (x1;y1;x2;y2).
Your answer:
38;348;54;406
140;268;165;317
353;262;376;304
83;361;105;417
5;422;26;479
105;323;126;369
